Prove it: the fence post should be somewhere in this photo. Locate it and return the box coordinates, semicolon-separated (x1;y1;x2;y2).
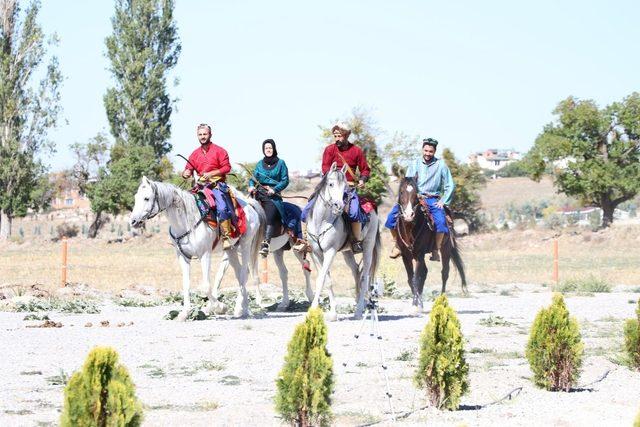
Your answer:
552;238;559;289
61;237;68;287
260;257;268;285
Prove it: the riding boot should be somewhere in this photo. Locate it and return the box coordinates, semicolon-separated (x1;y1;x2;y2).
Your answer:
350;222;363;254
260;225;275;257
430;232;445;261
389;228;402;259
292;222;309;253
219;219;233;250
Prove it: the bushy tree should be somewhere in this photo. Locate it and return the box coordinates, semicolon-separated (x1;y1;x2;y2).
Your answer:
382;131;420;177
525;93;640;228
526;293;583;391
441;148;486;232
0;0;63;239
319;107;389;205
87;0;180;237
414;294;469;410
275;308;334;427
61;346;142;427
624;298;640;370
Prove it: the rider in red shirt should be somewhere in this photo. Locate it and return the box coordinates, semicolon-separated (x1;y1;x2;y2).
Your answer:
182;124;234;249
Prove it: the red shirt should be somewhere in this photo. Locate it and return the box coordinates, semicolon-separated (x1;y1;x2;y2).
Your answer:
185;142;231;181
321;143;370;182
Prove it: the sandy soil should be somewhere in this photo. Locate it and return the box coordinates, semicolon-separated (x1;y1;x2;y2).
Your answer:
2;284;640;426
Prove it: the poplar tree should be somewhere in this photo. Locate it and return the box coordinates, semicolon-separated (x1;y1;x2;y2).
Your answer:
0;0;62;239
86;0;180;237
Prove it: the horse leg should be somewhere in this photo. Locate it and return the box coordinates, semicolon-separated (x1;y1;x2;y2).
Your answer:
273;250;290;311
311;248;337;320
401;254;418;310
415;257;428;312
441;241;451;294
354;243;374;320
228;249;250;318
177;255;192;321
341;250;360;297
295;250;313;302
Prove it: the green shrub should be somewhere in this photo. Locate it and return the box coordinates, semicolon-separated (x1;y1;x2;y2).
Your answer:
414;294;469;410
61;347;143;427
558;276;611;293
623;298;640;370
635;407;640;427
526;293;583;391
275;308;334;427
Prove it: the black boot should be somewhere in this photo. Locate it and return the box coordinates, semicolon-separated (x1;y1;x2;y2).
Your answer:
260;225;275;257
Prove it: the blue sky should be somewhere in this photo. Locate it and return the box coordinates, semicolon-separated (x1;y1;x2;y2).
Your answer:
39;0;639;173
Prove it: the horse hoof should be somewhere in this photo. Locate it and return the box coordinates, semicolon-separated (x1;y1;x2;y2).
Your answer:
276;301;290;312
213;302;227;315
325;311;338;322
176;311;189;322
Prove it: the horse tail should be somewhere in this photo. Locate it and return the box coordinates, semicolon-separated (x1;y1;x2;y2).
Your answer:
450;235;468;294
247;198;266;272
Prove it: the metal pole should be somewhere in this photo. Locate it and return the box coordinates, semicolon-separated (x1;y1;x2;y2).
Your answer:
61;237;68;287
552;239;559;288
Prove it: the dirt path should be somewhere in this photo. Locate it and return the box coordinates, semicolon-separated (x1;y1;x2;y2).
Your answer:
2;285;640;426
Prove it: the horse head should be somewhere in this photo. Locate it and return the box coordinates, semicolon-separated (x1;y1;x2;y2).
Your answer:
322;162;348;216
398;176;419;222
130;176;161;228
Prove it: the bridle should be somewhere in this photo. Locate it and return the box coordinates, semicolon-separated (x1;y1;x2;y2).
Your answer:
140;182;163;222
307;173;346;251
395;188;427;253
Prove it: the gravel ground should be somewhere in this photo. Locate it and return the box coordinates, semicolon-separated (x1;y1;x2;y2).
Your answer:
2;285;640;426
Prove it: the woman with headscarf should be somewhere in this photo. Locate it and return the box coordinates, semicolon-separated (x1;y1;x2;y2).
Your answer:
248;139;290;256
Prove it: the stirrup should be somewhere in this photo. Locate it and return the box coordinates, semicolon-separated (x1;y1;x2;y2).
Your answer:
389;246;401;259
292;239;308;253
259;241;270;257
351;240;363;254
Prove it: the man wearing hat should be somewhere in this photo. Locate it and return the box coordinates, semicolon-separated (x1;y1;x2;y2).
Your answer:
295;121;370;254
182;123;235;250
385;137;455;261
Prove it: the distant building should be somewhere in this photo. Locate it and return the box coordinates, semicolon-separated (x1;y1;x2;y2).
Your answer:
467;149;522;171
49;172;91;211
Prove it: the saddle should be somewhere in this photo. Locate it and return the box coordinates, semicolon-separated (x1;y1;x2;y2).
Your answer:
191;183;247;238
417;196;454;232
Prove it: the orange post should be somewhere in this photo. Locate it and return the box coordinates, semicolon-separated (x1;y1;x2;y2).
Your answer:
260;257;268;285
552;239;559;287
61;237;68;287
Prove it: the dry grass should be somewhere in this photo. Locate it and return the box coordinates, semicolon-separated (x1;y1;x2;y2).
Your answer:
2;224;639;296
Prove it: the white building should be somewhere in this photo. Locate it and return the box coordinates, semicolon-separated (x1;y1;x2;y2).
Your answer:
467;149;522;171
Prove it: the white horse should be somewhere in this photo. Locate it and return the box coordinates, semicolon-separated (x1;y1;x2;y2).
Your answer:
212;233;313;311
129;177;265;320
306;163;381;320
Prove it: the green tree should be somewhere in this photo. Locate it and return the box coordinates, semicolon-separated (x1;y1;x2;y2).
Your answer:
71;133;110;196
61;346;142;427
415;294;469;410
275;308;334;427
525;94;640;228
526;293;583;391
624;298;640;370
441;148;486;232
87;0;180;237
0;0;62;239
382;131;420;177
319;107;389;205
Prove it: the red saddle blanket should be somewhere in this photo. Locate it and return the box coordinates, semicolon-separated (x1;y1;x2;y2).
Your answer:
359;196;377;214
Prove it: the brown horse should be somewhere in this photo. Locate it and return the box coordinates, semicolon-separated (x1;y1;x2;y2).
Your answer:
393;177;467;311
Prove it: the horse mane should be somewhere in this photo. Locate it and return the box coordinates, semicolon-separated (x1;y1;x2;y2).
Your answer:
308;169;346;201
153;180;202;231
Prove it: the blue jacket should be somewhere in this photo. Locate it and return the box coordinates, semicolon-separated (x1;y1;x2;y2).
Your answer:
405;157;455;205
